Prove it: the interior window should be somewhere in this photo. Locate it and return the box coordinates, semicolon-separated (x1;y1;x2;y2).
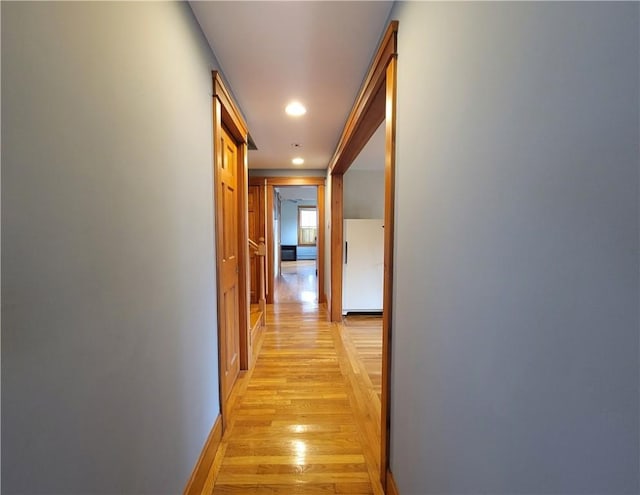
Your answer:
298;206;317;246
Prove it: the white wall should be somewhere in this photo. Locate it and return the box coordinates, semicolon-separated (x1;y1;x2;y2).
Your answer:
344;170;384;219
2;2;222;493
390;2;639;494
281;200;314;245
277;187;319;259
281;200;299;245
280;199;317;260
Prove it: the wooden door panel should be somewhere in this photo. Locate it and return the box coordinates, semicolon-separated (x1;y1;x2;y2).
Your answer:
223;183;237;265
223;284;239;374
248;185;260;303
248;187;256;211
219;127;240;401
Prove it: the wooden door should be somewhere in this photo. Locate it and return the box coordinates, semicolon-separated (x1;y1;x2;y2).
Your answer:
219;126;240;401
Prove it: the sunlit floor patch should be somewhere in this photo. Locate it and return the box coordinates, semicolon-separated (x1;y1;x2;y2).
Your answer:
275;260;318;303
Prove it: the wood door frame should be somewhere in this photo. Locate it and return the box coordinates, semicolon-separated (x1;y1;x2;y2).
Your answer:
211;71;251;427
327;21;398;490
261;176;326;306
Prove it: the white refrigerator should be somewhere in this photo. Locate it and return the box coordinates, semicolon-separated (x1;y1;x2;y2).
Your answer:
342;219;384;314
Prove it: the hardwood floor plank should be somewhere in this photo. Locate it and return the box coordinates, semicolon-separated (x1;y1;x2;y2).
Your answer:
213;483;374;495
221;454;366;466
274;260;318;303
216;473;371;484
206;304;383;494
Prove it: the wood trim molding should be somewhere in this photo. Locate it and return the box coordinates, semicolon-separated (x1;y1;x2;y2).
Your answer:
326;19;399;486
264;177;326;186
265;184;275;304
317;183;326;304
329;174;343;321
386;469;400;495
248;176;267;187
211;71;251;431
263;176;326;305
380;54;398;489
212;71;248;143
328;21;398;175
237;140;251;371
183;415;223;495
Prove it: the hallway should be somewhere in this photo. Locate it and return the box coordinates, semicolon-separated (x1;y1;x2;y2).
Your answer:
274;260;318;303
204;303;383;494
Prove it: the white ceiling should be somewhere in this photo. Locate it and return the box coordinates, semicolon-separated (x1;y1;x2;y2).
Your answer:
189;1;394;170
276;186;317;202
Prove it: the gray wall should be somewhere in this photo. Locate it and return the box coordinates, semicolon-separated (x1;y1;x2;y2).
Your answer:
344;170;384;219
390;2;639;494
2;2;222;493
0;3;3;493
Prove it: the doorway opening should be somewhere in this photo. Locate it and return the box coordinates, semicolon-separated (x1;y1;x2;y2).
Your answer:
273;185;319;304
259;176;326;307
342;121;385;316
327;21;398;491
339;118;386;433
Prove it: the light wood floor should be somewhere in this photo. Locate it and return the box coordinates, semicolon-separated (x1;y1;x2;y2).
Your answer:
204;304;383;494
341;316;383;401
274;260;318;303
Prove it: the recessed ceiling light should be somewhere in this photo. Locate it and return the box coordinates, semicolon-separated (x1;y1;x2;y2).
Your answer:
292;157;304;165
285;101;306;117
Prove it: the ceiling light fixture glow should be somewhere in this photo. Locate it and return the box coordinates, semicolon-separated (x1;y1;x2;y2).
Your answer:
292;157;304;165
285;101;306;117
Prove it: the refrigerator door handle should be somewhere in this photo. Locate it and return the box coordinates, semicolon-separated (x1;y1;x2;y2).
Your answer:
345;241;348;265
